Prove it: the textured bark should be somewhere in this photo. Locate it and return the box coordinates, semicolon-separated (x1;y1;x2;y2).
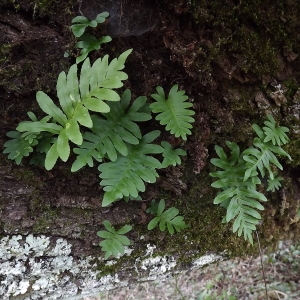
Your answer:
1;1;300;299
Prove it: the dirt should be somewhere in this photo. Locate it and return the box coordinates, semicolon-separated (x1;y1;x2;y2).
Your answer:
1;0;300;263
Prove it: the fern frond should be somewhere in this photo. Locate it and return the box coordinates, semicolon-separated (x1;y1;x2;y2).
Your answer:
210;141;267;244
147;199;188;234
161;141;186;168
16;49;132;170
267;175;283;192
71;89;151;171
97;220;132;259
243;137;291;181
262;114;289;146
98;131;163;207
3;131;38;165
150;85;195;140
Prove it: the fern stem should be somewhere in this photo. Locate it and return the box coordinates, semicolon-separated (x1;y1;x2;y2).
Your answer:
255;231;269;300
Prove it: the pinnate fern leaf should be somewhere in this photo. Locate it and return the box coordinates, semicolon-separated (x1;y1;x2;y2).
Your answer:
3;131;38;165
147;199;188;234
210;141;267;244
150;85;195;140
15;49;132;170
161;141;186;168
243;137;291;181
97;220;132;259
71;89;151;171
262;114;289;146
98;131;163;207
267;176;283;192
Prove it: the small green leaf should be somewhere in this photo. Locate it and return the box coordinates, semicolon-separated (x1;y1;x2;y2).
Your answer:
147;199;187;234
97;220;132;259
45;142;59;170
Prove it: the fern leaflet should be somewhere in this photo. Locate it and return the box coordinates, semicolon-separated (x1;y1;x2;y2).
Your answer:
150;85;195;140
98;131;163;206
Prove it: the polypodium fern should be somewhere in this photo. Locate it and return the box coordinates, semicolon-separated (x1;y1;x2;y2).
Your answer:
147;199;188;234
261;114;290;146
98;130;163;207
13;49;132;170
243;137;291;181
71;89;151;171
243;114;291;181
150;85;195;140
210;142;267;244
97;220;132;259
160;141;186;168
210;115;291;244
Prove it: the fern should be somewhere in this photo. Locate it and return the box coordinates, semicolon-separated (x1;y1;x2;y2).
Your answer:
71;89;151;171
261;114;289;146
161;141;186;168
14;49;132;170
98;131;163;207
150;85;195;140
147;199;188;234
97;220;132;259
75;34;112;64
71;12;109;37
210;142;267;244
210;115;291;244
267;176;283;192
243;137;291;181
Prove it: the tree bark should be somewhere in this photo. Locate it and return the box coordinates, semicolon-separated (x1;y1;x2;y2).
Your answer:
1;1;300;299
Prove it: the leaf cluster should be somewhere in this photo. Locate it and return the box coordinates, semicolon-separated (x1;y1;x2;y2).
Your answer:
97;220;132;259
3;15;194;210
71;12;112;63
4;49;132;170
147;199;188;234
210;115;291;244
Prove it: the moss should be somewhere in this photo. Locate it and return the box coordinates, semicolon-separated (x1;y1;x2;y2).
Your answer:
188;0;300;77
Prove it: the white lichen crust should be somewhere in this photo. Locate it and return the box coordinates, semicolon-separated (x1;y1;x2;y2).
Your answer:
0;235;222;299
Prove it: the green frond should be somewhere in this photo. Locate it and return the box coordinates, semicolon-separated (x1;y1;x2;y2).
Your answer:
147;199;188;234
71;89;151;171
14;49;132;170
99;131;163;207
161;141;186;167
97;220;132;259
267;175;283;192
262;114;290;146
243;137;290;181
150;85;195;140
3;131;38;165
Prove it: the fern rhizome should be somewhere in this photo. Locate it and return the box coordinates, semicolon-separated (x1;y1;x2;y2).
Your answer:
210;114;291;244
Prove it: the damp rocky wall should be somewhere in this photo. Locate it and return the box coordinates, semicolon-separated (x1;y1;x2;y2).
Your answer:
1;0;300;299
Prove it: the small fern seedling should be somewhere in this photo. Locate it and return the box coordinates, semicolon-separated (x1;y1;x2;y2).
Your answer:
150;85;195;140
147;199;188;234
71;12;112;63
161;141;186;168
71;12;109;37
97;220;132;259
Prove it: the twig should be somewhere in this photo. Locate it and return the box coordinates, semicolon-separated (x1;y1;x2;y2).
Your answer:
256;231;269;300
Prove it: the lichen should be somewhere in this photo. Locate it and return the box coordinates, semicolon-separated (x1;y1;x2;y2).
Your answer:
0;234;223;300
